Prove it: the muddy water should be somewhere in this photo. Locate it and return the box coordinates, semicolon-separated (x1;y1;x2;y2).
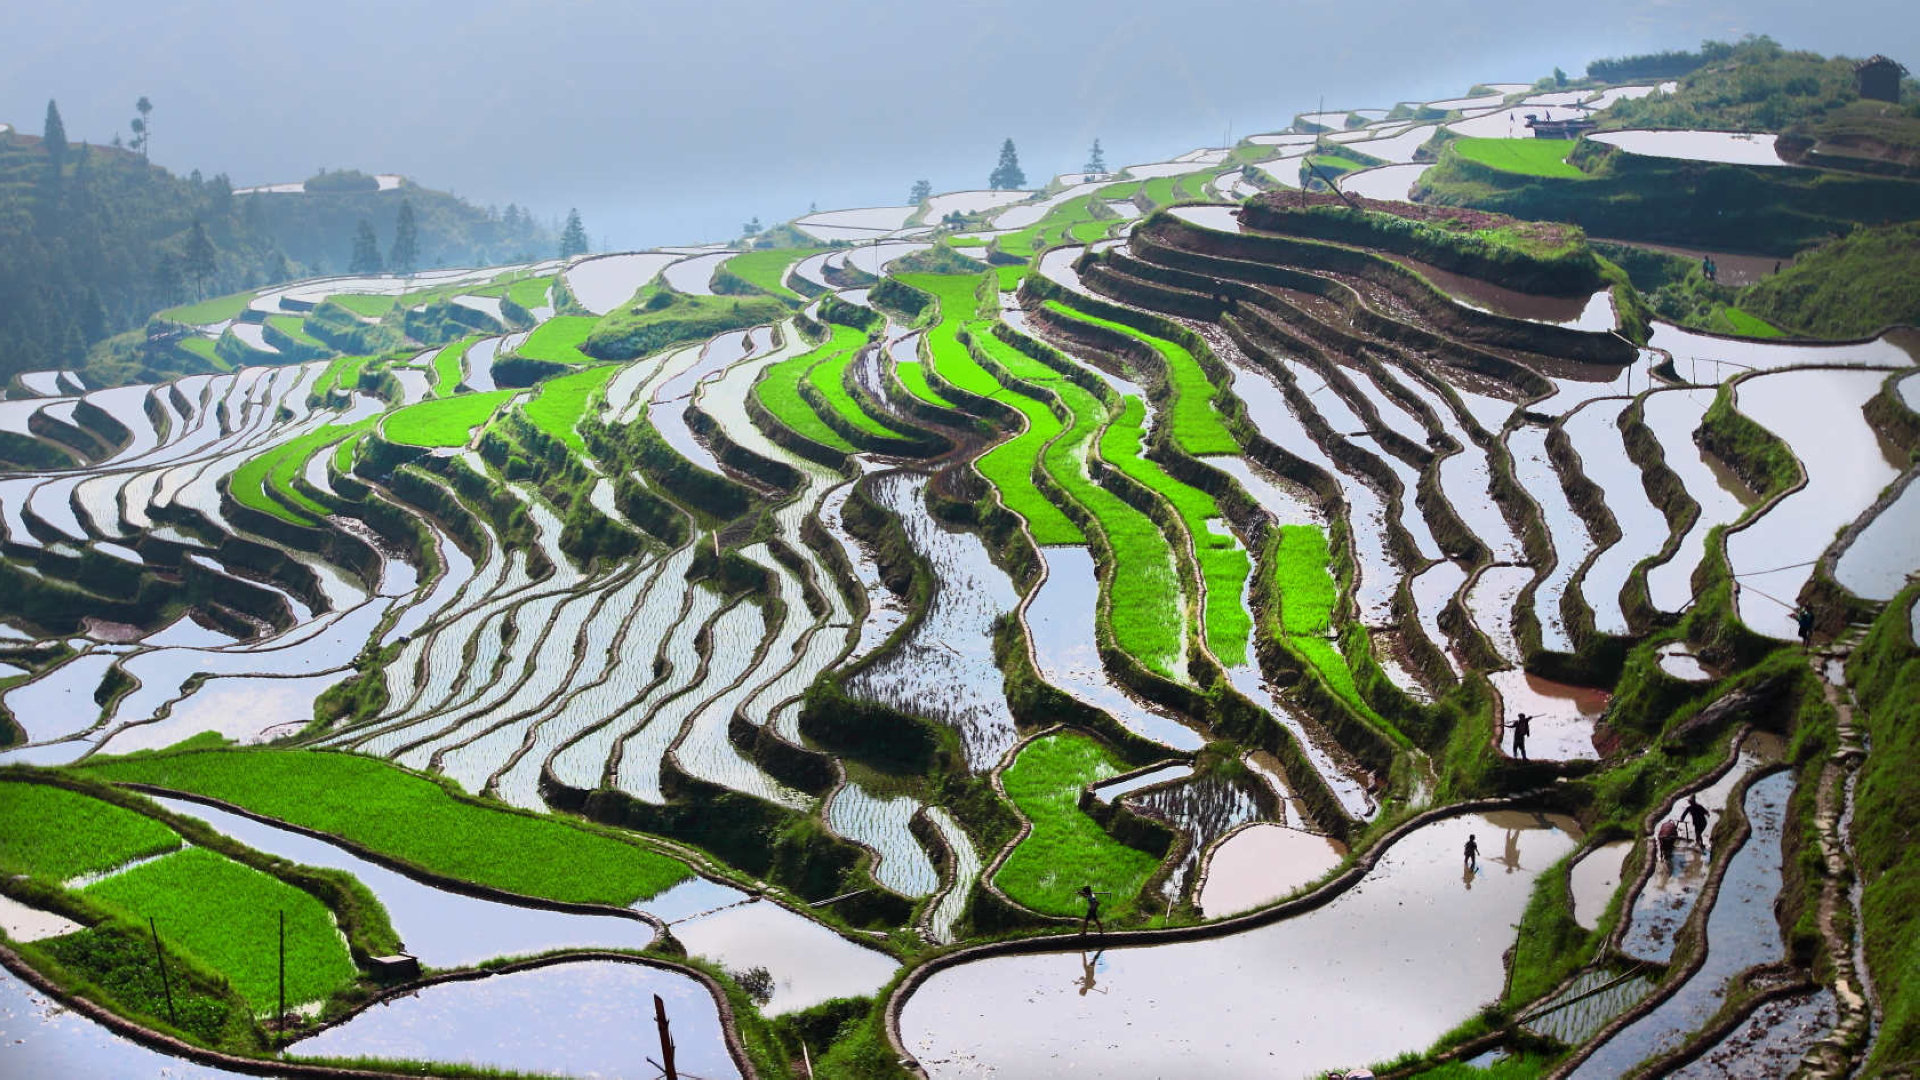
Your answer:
1641;388;1754;613
847;472;1022;771
901;810;1578;1078
1619;739;1780;963
1569;841;1633;929
290;960;739;1079
1488;670;1606;761
1657;643;1713;682
148;795;655;967
1127;767;1272;901
668;898;897;1015
1668;988;1835;1079
1833;471;1920;602
1726;368;1902;639
1572;771;1794;1079
1025;547;1204;752
1508;426;1594;652
1563;399;1668;635
1224;667;1377;820
1196;823;1346;917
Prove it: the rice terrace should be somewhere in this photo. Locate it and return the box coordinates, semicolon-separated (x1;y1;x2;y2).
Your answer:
4;25;1920;1080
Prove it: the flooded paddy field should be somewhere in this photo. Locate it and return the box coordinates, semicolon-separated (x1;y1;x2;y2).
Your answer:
2;58;1910;1080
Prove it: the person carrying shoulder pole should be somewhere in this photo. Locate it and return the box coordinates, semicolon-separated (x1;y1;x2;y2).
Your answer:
1077;885;1106;936
1511;713;1532;761
1796;606;1817;649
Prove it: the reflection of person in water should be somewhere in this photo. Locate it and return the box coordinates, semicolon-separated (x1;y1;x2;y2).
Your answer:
1077;949;1106;996
1497;830;1521;874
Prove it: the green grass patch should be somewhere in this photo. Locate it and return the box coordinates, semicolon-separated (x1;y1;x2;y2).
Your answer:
997;197;1102;260
506;275;555;311
383;389;517;448
327;293;396;318
81;749;691;905
583;288;788;361
1710;305;1785;338
84;847;357;1008
718;249;824;302
753;324;864;452
1270;525;1338;635
1040;301;1237;455
176;336;221;364
157;290;257;326
513;315;598;366
266;314;327;351
313;353;372;398
976;389;1082;544
994;732;1162;918
892;361;952;407
430;338;475;397
1453;137;1586;179
0;780;180;880
807;346;906;439
1739;221;1920;338
523;364;617;454
332;432;363;475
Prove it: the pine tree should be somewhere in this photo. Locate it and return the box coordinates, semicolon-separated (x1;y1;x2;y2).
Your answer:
1084;139;1106;176
388;199;420;276
131;97;153;159
184;219;217;298
43;101;68;173
910;179;932;203
989;139;1025;190
558;208;589;258
349;219;383;274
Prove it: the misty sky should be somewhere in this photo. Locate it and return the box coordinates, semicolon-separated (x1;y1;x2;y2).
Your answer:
3;0;1914;251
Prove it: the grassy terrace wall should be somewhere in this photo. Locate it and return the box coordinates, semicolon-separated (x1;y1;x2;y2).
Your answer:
1418;139;1920;256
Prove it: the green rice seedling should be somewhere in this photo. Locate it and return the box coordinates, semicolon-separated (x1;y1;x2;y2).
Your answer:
1041;301;1237;455
82;749;692;905
523;364;618;454
505;275;556;310
1452;138;1586;179
266;314;328;351
754;324;863;451
176;337;223;365
974;390;1082;544
1098;395;1252;660
892;361;952;407
383;389;518;448
229;421;374;526
1269;525;1338;635
0;780;180;880
994;732;1162;918
717;249;825;302
156;290;258;326
84;847;357;1008
430;338;475;397
514;315;599;365
327;293;396;318
312;352;372;398
806;345;907;439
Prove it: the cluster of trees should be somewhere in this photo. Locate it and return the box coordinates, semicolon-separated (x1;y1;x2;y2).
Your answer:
0;98;557;382
1597;36;1877;133
346;201;419;275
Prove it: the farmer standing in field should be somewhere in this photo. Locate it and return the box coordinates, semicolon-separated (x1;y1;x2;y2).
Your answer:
1685;795;1711;846
1511;713;1533;761
1463;833;1479;871
1077;885;1105;937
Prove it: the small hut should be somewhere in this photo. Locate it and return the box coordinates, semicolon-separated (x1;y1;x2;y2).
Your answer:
1855;55;1907;104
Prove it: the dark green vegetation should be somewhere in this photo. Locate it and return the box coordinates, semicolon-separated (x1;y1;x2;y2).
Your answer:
0;117;548;385
83;749;691;905
1738;222;1920;336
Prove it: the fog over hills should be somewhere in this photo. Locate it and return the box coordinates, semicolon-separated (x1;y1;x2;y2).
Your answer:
3;0;1912;248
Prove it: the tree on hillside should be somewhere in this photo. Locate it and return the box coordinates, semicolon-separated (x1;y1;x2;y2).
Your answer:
910;179;932;203
742;215;762;236
42;101;68;173
559;208;589;258
349;219;383;274
184;220;217;299
130;97;153;160
389;199;419;276
989;139;1025;190
1084;138;1106;176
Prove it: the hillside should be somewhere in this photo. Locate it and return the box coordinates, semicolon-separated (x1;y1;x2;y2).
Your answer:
1738;221;1920;335
239;170;551;275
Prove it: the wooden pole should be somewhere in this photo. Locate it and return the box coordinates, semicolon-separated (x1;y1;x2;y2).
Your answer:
278;909;286;1046
653;993;677;1080
148;917;177;1027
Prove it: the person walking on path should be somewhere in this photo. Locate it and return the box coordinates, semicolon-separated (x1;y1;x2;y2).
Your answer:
1796;606;1817;649
1685;796;1711;846
1511;713;1533;761
1077;885;1105;937
1463;834;1480;871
